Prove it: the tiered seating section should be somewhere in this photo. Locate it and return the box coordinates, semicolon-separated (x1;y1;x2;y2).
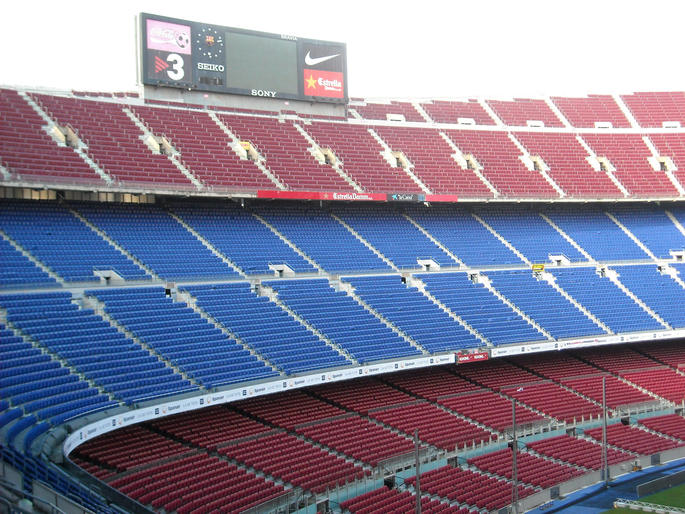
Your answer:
131;105;276;191
30;93;192;187
352;100;425;122
419;99;495;125
404;465;536;511
551;94;631;128
487;98;564;127
6;87;685;513
3;88;685;199
0;89;102;184
340;486;466;513
621;92;685;128
218;113;355;191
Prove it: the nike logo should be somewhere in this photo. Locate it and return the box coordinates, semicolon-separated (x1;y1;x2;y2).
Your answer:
304;51;340;66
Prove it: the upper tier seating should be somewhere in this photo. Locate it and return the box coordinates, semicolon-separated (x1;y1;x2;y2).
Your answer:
419;99;496;125
513;132;623;198
0;321;116;435
444;129;559;198
648;133;685;190
487;98;564;127
551;95;631;128
370;125;493;196
581;134;678;197
351;100;425;122
218;113;355;191
131;105;276;191
0;89;102;185
30;94;193;188
303;121;423;193
621;92;685;128
0;201;148;282
3;88;685;199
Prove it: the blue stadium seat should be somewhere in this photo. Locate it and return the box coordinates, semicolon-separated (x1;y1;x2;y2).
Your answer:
418;272;546;346
343;275;479;352
266;279;422;362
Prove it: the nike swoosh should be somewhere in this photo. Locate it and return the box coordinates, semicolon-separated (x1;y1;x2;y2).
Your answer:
304;51;340;66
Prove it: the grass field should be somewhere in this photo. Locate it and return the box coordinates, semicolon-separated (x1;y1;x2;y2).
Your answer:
604;482;685;512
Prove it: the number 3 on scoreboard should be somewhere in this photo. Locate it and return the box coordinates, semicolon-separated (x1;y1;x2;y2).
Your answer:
166;53;185;81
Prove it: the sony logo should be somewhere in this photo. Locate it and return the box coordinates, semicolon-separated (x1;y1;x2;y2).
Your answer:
251;89;277;97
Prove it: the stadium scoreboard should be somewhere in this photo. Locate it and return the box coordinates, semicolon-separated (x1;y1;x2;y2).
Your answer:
140;13;348;103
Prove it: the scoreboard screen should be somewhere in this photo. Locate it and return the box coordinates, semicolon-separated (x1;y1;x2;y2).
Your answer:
140;13;348;103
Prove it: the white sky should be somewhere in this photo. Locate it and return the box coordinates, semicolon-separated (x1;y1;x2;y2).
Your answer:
1;0;684;100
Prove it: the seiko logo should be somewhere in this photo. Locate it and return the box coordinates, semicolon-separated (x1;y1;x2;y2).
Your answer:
251;89;277;97
168;405;180;411
197;62;224;72
212;396;224;402
123;415;135;422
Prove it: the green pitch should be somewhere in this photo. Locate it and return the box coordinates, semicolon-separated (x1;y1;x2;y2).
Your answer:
604;482;685;512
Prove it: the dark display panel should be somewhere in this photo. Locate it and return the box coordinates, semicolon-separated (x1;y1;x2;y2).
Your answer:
225;32;298;95
140;13;347;103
